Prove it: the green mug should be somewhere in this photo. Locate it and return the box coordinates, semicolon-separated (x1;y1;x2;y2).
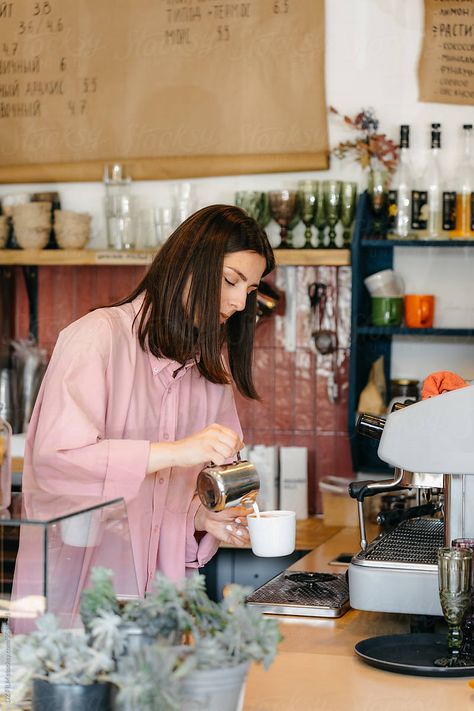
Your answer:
371;296;403;327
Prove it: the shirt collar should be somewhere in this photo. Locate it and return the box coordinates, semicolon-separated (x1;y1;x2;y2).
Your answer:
130;294;199;378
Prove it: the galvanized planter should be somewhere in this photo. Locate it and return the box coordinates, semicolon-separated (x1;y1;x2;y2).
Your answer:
32;679;112;711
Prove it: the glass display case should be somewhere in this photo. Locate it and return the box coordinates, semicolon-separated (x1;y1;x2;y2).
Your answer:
0;492;138;631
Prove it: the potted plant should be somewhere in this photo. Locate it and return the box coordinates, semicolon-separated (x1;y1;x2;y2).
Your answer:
12;569;281;711
12;610;125;710
80;567;196;653
109;574;282;711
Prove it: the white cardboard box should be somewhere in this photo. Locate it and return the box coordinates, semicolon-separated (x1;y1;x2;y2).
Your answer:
248;444;279;512
279;446;308;520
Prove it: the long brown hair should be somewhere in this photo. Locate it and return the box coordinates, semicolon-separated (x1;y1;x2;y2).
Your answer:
115;204;275;399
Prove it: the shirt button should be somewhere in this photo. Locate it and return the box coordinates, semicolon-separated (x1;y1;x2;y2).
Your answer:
167;387;172;395
163;433;169;440
153;367;159;374
159;477;165;484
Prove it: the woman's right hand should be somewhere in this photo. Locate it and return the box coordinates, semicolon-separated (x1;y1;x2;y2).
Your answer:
147;424;242;473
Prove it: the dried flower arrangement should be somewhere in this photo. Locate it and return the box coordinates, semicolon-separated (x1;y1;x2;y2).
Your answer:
329;107;399;175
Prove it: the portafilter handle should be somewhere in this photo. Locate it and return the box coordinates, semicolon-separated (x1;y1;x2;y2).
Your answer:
348;470;410;550
351;409;415;549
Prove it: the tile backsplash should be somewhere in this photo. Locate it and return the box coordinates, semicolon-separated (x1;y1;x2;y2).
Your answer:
14;263;353;514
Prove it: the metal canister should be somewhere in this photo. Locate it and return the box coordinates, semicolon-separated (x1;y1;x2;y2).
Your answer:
197;452;259;511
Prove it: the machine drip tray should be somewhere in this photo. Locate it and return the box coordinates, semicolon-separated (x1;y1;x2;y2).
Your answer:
355;633;474;677
245;570;350;617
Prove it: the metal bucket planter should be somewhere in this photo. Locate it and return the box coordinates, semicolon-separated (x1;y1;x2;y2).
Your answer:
32;679;112;711
119;623;156;655
180;661;250;711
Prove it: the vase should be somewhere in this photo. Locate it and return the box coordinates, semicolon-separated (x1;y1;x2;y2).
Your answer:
180;661;250;711
32;679;112;711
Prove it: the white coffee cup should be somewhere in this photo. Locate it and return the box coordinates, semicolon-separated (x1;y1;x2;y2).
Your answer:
247;510;296;557
60;510;102;547
364;269;404;297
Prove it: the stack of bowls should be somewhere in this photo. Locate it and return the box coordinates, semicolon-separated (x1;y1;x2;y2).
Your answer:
53;210;91;249
11;202;52;249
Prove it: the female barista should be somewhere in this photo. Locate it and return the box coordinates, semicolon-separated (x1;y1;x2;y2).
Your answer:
20;204;275;596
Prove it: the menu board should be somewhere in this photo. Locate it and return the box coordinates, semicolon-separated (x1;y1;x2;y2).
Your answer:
0;0;328;182
418;0;474;106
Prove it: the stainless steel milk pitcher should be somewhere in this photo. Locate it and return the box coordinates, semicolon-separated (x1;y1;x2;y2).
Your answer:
197;452;259;512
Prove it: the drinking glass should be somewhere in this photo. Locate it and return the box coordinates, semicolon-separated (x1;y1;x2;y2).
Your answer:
154;207;177;245
313;181;326;248
172;181;196;225
103;163;135;250
297;180;318;249
367;169;389;238
322;180;342;248
434;547;472;667
268;190;298;249
452;538;474;661
235;191;271;229
340;182;358;248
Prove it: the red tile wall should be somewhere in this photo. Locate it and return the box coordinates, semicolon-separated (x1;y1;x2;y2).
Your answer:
13;264;353;514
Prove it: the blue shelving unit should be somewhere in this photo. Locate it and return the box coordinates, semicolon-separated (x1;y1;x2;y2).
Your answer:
348;191;474;474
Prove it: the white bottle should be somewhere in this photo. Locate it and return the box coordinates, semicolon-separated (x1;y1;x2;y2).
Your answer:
452;124;474;239
416;124;443;240
388;125;412;239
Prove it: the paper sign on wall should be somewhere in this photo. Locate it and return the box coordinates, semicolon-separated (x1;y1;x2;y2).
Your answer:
418;0;474;106
0;0;328;182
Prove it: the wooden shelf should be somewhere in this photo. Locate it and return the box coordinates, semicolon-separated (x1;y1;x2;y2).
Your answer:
0;249;156;266
0;248;351;267
356;326;474;337
361;238;474;248
274;249;350;266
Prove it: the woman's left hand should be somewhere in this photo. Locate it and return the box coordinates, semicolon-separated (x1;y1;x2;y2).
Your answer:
194;504;250;546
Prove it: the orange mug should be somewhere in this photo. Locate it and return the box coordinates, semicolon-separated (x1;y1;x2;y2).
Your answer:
404;294;435;328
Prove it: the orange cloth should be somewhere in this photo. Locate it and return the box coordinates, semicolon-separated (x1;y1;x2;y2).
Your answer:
421;371;469;400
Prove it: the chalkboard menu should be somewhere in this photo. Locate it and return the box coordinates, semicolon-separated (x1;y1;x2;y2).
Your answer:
0;0;328;182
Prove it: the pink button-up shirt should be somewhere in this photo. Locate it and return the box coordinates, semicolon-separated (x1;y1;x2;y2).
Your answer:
22;296;242;594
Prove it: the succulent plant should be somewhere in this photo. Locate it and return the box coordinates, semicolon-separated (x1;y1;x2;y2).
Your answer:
112;573;282;710
79;566;119;633
12;611;125;704
13;568;282;710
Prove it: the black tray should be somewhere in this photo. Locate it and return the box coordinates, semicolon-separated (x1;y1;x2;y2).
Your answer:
355;633;474;677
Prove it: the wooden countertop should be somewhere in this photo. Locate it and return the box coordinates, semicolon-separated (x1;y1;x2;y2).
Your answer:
243;526;474;711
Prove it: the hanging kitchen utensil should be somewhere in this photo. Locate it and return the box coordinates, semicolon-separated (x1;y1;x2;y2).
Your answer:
308;282;336;355
328;283;340;403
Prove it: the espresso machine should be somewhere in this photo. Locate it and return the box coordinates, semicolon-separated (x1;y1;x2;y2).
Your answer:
348;384;474;617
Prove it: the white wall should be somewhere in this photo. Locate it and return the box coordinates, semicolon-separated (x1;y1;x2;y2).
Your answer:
1;0;473;380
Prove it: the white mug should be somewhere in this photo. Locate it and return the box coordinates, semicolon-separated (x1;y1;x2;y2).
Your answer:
60;510;102;547
247;510;296;557
364;269;404;298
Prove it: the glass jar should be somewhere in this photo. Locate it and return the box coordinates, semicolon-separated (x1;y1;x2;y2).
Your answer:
387;378;419;414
